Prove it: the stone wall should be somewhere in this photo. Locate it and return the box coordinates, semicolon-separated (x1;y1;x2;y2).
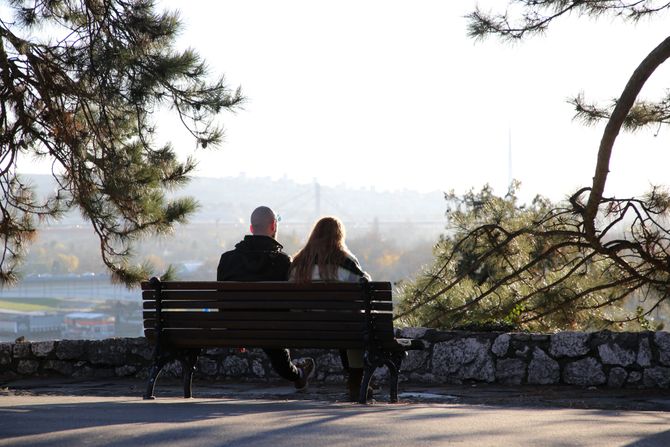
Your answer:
2;329;670;388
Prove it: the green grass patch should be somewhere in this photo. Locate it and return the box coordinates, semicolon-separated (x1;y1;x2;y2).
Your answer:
0;298;62;312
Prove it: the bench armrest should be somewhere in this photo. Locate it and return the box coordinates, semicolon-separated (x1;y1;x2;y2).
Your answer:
394;338;426;351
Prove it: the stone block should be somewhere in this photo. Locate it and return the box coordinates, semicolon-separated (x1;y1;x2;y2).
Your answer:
637;337;652;367
514;345;531;358
56;340;86;360
592;331;639;349
598;343;635;366
202;347;228;356
244;347;263;355
163;360;182;377
408;372;436;383
197;357;218;376
643;367;670;388
135;368;149;379
462;357;495;382
115;365;138;377
511;333;532;342
316;351;344;372
433;340;474;375
495;358;526;385
491;334;510;357
0;343;11;365
127;338;154;361
43;360;74;376
31;341;55;358
13;342;31;359
403;350;429;372
563;357;606;386
654;332;670;366
528;348;559;385
429;331;460;343
373;365;390;381
607;367;627;388
251;359;266;378
87;339;126;366
432;338;494;382
628;371;642;384
550;332;590;358
17;359;39;375
322;374;346;384
397;327;429;339
222;356;248;377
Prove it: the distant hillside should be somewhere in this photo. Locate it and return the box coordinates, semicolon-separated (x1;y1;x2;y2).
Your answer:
24;174;447;226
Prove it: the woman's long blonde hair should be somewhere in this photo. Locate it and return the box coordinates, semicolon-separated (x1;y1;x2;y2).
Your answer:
291;216;350;283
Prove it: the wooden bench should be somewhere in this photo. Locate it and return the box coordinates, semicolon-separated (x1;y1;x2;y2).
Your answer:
141;277;423;403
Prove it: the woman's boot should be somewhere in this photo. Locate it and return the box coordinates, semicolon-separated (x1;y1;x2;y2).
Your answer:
347;368;364;401
347;368;375;402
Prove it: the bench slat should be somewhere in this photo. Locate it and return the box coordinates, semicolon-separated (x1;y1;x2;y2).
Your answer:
141;290;390;302
143;300;394;312
143;318;373;331
144;332;402;350
143;310;393;323
141;281;392;291
144;328;394;341
144;333;365;349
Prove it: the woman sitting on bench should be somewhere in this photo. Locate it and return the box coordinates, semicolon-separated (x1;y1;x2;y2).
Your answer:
289;216;371;401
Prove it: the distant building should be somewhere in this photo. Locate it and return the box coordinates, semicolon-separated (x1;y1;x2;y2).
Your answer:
0;311;64;341
63;312;115;340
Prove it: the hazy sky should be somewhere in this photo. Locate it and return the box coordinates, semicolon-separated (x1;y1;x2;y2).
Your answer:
17;1;670;201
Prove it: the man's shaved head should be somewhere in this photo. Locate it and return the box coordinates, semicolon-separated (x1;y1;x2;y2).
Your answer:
250;206;277;237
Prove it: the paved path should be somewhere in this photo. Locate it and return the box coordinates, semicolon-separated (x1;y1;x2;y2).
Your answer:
1;379;670;446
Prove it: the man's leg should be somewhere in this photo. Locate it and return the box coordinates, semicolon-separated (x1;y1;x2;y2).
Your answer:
263;348;300;381
263;348;315;390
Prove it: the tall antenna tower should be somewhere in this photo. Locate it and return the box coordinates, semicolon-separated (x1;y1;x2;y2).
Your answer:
314;178;321;220
507;127;513;190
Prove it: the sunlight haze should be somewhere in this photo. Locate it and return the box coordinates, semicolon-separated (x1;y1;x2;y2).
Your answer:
16;1;670;202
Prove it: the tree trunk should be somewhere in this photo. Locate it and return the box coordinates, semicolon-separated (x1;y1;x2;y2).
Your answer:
584;36;670;241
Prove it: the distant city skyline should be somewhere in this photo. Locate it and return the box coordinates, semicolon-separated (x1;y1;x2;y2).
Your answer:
15;1;670;202
25;173;447;227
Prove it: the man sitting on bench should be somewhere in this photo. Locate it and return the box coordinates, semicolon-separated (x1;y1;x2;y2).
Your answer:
216;206;316;390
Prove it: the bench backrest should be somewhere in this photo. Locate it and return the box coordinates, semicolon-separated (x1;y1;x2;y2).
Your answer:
142;280;395;350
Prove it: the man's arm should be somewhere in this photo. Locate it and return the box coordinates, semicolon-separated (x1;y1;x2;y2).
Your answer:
216;252;230;281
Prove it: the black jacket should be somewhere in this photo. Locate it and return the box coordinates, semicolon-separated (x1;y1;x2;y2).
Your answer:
216;235;291;281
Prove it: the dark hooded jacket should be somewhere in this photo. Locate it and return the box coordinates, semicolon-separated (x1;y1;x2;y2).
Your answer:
216;235;291;281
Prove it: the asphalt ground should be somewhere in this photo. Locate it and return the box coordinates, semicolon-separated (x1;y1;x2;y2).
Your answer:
1;379;670;446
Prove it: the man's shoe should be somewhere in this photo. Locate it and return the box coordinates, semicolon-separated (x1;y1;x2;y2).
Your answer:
347;368;364;401
293;357;316;391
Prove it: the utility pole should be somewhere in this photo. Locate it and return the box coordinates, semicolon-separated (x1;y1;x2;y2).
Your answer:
314;178;321;221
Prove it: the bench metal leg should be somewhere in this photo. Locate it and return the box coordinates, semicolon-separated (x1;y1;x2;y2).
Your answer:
359;350;407;404
144;356;170;400
359;366;375;404
180;350;200;398
385;352;405;404
144;348;200;400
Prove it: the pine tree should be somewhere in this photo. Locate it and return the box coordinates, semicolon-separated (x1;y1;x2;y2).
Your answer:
0;0;243;285
397;1;670;330
396;185;659;331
